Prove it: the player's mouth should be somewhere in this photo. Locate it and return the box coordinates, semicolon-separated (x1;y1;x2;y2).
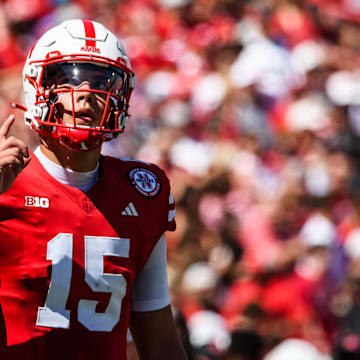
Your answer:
74;110;97;125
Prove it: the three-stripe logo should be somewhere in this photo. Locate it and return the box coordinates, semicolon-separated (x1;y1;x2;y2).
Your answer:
121;202;138;217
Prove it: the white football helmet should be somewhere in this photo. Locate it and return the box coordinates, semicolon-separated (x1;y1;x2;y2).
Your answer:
20;19;135;151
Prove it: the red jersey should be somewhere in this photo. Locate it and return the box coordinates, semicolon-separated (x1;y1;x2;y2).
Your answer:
0;153;175;359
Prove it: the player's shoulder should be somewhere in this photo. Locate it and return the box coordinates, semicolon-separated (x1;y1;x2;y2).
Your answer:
102;155;170;198
103;155;166;175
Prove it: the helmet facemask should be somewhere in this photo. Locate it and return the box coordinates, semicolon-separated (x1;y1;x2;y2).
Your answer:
27;59;132;151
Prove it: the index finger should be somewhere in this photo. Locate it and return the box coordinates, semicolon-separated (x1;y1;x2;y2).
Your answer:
0;115;15;138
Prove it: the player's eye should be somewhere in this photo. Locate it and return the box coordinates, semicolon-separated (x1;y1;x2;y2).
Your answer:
43;63;125;93
57;74;72;85
92;77;107;90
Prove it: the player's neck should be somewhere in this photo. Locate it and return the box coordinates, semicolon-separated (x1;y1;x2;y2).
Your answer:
39;139;101;172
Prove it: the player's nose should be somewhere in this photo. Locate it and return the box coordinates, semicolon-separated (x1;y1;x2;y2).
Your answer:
74;82;95;105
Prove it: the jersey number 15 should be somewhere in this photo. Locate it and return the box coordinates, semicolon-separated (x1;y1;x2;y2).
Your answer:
36;233;129;332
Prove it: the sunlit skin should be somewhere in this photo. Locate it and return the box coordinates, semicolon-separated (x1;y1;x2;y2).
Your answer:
40;81;109;172
56;81;107;127
0;115;31;195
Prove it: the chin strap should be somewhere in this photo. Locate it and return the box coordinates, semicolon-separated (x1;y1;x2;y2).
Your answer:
56;127;104;151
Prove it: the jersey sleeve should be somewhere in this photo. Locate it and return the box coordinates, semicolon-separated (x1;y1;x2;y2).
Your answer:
131;234;170;311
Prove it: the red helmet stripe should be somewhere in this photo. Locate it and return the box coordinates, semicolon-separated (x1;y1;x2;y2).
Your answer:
82;20;96;47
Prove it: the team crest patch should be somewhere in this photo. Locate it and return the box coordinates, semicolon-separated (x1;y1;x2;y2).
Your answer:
128;167;161;198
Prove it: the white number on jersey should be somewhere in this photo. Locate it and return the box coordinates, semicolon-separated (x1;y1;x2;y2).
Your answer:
36;233;130;332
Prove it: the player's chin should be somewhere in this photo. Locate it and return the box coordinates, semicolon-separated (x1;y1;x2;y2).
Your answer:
76;120;99;127
64;118;101;128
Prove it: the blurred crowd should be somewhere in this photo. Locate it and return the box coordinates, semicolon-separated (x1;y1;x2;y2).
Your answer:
3;0;360;359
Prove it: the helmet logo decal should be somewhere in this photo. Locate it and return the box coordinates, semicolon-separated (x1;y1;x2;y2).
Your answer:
81;46;101;54
45;51;62;59
81;20;100;54
128;168;161;198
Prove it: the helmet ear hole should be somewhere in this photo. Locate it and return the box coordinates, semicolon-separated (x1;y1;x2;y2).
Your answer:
25;116;32;126
23;64;38;79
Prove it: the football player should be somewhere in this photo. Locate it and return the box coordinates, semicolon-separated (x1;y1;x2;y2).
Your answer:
0;19;188;360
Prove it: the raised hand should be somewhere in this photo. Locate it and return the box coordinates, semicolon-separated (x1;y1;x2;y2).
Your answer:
0;115;31;195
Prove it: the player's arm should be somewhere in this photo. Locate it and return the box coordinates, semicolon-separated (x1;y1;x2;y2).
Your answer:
0;115;31;195
129;234;188;360
129;305;188;360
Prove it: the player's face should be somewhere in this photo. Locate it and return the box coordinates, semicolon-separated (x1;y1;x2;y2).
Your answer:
44;63;124;127
55;82;107;127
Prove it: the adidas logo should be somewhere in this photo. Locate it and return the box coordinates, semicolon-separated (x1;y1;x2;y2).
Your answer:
121;202;138;216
